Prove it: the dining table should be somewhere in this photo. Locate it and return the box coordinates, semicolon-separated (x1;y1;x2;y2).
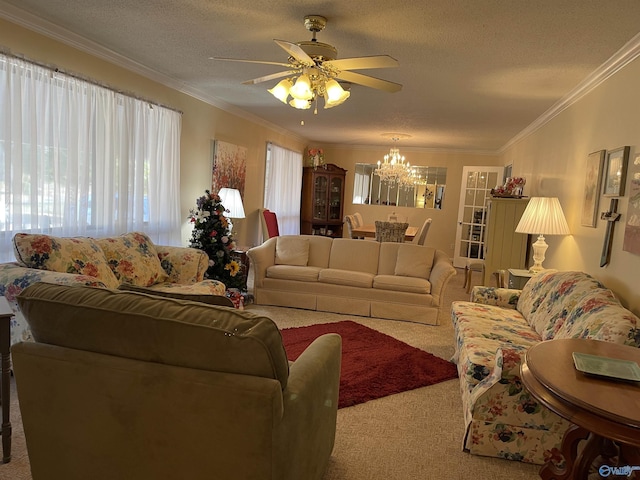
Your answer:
351;224;418;242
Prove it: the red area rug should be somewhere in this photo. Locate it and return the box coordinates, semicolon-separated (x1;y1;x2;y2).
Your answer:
281;320;458;408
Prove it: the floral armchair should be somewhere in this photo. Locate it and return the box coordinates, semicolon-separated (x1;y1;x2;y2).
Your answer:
1;232;228;347
451;270;639;465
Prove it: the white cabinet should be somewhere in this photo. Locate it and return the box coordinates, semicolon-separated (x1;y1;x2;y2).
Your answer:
483;198;530;285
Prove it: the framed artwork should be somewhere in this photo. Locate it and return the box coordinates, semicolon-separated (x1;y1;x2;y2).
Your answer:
623;154;640;255
603;146;630;197
580;150;605;227
211;140;247;199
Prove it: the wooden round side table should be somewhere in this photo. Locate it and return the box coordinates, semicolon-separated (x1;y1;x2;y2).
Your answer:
521;339;640;480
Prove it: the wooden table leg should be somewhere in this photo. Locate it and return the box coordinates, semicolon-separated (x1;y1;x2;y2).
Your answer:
0;314;11;463
540;424;594;480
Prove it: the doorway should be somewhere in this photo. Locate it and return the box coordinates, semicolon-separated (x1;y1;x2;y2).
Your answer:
453;166;504;268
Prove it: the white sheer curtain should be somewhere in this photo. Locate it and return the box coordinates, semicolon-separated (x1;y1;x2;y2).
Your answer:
263;143;302;235
0;53;181;262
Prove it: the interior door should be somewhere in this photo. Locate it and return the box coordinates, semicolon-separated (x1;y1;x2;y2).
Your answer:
453;166;504;268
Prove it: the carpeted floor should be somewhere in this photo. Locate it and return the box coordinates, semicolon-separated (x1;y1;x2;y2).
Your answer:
0;268;540;480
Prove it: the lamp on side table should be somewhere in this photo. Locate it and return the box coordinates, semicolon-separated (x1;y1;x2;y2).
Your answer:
515;197;570;272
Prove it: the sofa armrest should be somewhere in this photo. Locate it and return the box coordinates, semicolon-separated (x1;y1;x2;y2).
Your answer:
0;263;108;303
246;238;277;291
465;345;563;429
155;245;209;284
428;250;456;305
470;286;521;309
276;333;341;479
0;262;109;346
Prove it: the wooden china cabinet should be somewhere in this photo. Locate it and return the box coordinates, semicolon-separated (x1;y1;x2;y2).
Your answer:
300;164;347;237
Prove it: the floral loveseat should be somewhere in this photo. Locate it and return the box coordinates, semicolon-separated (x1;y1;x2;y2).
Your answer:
451;270;640;465
0;232;227;347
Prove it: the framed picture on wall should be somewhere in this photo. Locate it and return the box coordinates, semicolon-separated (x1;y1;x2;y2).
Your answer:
581;150;605;227
603;146;630;197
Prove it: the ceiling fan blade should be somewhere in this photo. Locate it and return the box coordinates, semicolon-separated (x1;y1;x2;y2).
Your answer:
336;71;402;93
210;57;292;68
324;55;399;71
242;70;298;85
274;40;315;66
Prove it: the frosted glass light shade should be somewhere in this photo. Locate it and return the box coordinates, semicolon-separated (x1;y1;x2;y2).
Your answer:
289;74;313;100
515;197;570;272
324;79;350;109
268;78;293;103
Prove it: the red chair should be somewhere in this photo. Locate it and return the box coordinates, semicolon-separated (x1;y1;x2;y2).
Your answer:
261;209;280;241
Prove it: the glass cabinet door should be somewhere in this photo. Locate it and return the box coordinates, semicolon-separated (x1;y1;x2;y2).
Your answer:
313;175;328;220
328;176;343;220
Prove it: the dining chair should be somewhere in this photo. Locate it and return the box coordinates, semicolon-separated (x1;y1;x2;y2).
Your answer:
352;212;364;228
344;215;356;239
260;208;280;242
412;218;432;246
374;221;409;243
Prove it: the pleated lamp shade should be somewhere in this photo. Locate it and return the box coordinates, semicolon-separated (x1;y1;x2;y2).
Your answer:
515;197;570;272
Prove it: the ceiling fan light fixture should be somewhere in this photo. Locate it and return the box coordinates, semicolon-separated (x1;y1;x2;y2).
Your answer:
268;78;293;103
289;74;313;100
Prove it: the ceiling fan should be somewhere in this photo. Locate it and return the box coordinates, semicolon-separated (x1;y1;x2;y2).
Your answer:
211;15;402;111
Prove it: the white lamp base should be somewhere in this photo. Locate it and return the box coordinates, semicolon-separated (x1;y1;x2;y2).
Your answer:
528;234;548;273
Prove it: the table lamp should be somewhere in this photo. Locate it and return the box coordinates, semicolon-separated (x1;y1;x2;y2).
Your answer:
218;187;245;236
515;197;570;273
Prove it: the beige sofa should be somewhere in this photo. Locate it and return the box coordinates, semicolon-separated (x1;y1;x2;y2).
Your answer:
248;235;456;325
451;270;640;464
13;282;341;480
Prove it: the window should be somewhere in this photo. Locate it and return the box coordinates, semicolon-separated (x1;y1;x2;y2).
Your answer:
263;143;302;235
0;53;181;261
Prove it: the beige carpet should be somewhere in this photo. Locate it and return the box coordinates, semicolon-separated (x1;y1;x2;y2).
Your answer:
0;269;540;480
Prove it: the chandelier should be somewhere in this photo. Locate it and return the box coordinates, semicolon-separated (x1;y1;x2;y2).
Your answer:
268;68;350;111
375;136;414;186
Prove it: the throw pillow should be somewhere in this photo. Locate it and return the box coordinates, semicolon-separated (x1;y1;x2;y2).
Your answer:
275;236;310;266
394;244;435;279
12;233;119;289
97;232;168;287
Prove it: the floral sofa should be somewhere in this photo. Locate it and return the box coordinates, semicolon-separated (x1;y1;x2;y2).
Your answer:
248;235;455;325
451;270;640;465
0;231;227;347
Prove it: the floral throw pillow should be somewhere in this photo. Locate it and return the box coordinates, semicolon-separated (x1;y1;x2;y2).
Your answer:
12;233;119;289
96;232;168;287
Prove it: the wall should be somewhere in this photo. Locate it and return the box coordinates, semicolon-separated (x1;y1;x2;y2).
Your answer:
0;18;308;250
502;57;640;315
320;145;500;255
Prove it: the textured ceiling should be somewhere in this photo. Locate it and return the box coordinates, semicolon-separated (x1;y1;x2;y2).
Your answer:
2;0;640;151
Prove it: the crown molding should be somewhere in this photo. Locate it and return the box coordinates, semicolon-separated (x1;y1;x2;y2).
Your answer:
500;32;640;154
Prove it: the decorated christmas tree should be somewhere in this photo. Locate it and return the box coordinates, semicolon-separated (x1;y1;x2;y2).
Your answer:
188;190;244;289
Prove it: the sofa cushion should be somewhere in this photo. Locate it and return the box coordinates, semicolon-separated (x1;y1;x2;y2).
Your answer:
97;232;168;287
553;290;640;345
275;236;309;266
373;274;431;294
394;244;435;279
451;300;541;385
266;265;321;282
518;271;606;339
17;282;290;388
328;238;380;274
318;268;374;288
13;233;119;289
